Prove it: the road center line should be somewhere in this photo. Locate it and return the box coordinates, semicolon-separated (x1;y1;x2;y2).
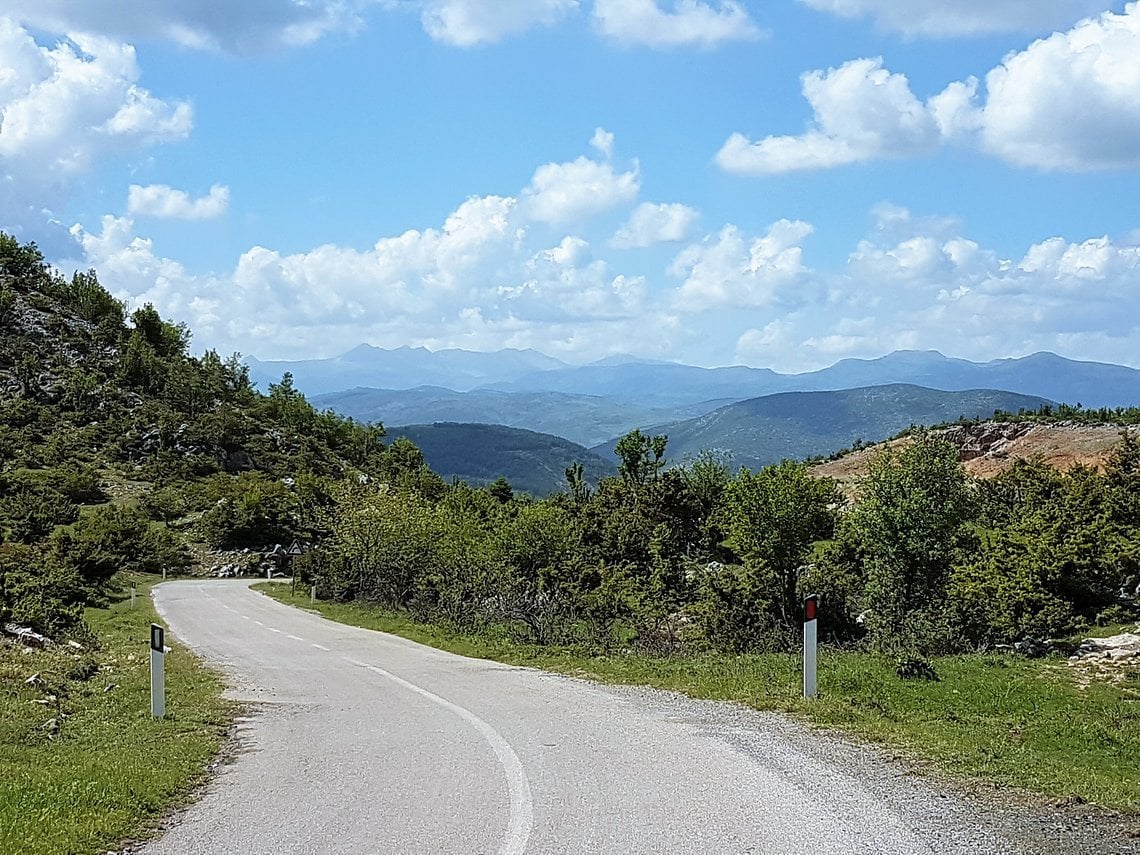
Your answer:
345;657;533;855
268;627;282;633
311;643;330;651
287;634;303;641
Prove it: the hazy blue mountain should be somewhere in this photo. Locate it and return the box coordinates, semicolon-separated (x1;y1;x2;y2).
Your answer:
483;362;785;407
247;344;566;394
591;385;1053;471
313;386;720;448
796;351;1140;408
388;423;616;497
249;345;1140;411
486;351;1140;409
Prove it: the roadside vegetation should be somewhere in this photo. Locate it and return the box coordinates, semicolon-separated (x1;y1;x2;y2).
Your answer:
0;580;229;855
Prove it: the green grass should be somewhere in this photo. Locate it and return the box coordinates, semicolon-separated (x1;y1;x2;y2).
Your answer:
0;580;231;855
258;584;1140;813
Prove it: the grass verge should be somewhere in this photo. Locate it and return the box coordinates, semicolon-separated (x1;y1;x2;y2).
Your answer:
258;583;1139;813
0;579;231;855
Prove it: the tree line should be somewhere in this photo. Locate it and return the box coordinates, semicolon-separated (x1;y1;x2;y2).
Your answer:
303;428;1139;655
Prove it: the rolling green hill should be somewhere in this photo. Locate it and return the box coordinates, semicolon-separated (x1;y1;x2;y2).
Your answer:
591;384;1053;470
388;423;616;496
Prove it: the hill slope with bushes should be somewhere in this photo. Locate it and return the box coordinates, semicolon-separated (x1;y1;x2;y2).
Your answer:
0;234;439;639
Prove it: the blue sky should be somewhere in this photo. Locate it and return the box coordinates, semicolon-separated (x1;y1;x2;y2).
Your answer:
2;1;1139;371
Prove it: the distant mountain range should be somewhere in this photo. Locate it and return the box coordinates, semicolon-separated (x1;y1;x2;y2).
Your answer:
388;423;615;497
312;386;722;448
255;346;1140;411
381;386;1052;492
590;385;1053;471
247;344;563;394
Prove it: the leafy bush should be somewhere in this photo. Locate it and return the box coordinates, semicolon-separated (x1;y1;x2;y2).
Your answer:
197;473;298;548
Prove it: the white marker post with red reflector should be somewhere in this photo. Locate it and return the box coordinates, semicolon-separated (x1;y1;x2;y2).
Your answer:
803;595;819;699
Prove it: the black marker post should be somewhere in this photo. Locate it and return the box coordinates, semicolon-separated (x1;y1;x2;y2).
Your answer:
150;623;166;717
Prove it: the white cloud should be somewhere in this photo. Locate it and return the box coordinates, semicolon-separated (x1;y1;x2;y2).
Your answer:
522;155;640;225
0;21;191;241
720;6;1140;174
6;1;366;53
593;0;762;48
715;58;942;174
128;184;230;220
590;127;615;159
797;0;1108;38
418;0;579;46
669;219;814;309
497;236;648;321
611;202;699;248
980;3;1140;170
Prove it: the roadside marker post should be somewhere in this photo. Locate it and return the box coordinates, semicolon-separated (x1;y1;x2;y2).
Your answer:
803;595;819;699
310;585;317;603
150;624;166;718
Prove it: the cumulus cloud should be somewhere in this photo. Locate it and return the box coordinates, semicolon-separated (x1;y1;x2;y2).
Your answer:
593;0;762;48
797;0;1107;38
6;1;366;53
522;154;640;225
418;0;579;46
980;3;1140;170
719;6;1140;174
728;205;1140;371
0;21;192;239
128;184;230;220
715;58;943;174
669;219;814;310
611;202;699;248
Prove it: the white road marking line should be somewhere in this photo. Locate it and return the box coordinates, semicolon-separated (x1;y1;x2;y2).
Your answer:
241;615;251;621
268;628;282;633
311;643;330;651
287;635;303;641
254;620;264;626
346;657;533;855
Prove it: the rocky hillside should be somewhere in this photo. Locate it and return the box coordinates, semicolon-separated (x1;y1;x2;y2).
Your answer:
813;421;1137;491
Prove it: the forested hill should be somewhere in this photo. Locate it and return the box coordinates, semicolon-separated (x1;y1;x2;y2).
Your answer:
591;385;1052;470
0;235;438;637
388;423;616;496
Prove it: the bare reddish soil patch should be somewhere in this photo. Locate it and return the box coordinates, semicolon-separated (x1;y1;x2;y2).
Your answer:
811;422;1137;492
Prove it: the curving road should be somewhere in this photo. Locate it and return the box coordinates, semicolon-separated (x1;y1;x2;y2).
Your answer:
145;580;1035;854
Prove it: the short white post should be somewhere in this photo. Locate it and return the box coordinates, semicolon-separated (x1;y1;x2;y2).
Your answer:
162;567;167;581
150;624;166;718
310;585;317;603
803;594;819;699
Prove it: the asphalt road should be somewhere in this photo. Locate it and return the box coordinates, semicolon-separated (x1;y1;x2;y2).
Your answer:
144;580;1039;854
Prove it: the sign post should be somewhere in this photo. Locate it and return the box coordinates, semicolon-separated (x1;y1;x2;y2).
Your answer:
287;541;303;595
150;623;166;718
803;594;819;699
